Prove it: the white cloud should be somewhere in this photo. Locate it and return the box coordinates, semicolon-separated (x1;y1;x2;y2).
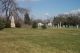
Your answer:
63;9;80;15
45;13;49;16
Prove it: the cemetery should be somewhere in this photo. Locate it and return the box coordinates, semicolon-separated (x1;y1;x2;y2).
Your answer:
0;0;80;53
0;14;80;53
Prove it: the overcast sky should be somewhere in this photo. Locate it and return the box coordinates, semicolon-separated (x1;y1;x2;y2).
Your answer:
17;0;80;19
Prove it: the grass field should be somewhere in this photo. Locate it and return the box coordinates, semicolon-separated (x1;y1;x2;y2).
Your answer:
0;28;80;53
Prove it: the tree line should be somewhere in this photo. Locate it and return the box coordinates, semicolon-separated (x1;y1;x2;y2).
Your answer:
53;13;80;28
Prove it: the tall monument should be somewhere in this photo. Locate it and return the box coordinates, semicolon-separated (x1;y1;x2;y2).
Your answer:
10;16;15;28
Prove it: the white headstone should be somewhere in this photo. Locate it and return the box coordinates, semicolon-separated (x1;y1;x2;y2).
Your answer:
48;22;52;27
63;25;65;28
77;25;79;29
60;22;62;28
58;23;59;28
38;23;44;28
10;16;15;28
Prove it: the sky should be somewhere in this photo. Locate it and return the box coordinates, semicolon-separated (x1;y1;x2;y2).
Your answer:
17;0;80;19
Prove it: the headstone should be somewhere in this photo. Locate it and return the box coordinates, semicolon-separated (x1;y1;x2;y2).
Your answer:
77;25;79;29
38;23;44;28
63;25;65;28
60;22;61;28
48;22;52;27
10;16;15;28
58;23;59;28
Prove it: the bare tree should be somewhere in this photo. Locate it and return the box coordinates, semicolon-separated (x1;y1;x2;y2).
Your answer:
0;0;17;20
0;0;30;27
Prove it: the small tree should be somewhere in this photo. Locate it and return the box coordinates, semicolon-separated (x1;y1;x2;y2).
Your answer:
15;22;21;28
32;22;38;28
41;24;47;29
5;20;11;28
0;19;5;30
24;12;31;25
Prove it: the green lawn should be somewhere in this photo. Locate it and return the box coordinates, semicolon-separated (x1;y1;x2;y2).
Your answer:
0;28;80;53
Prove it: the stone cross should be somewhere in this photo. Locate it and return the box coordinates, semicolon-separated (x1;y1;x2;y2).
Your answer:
10;16;15;28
